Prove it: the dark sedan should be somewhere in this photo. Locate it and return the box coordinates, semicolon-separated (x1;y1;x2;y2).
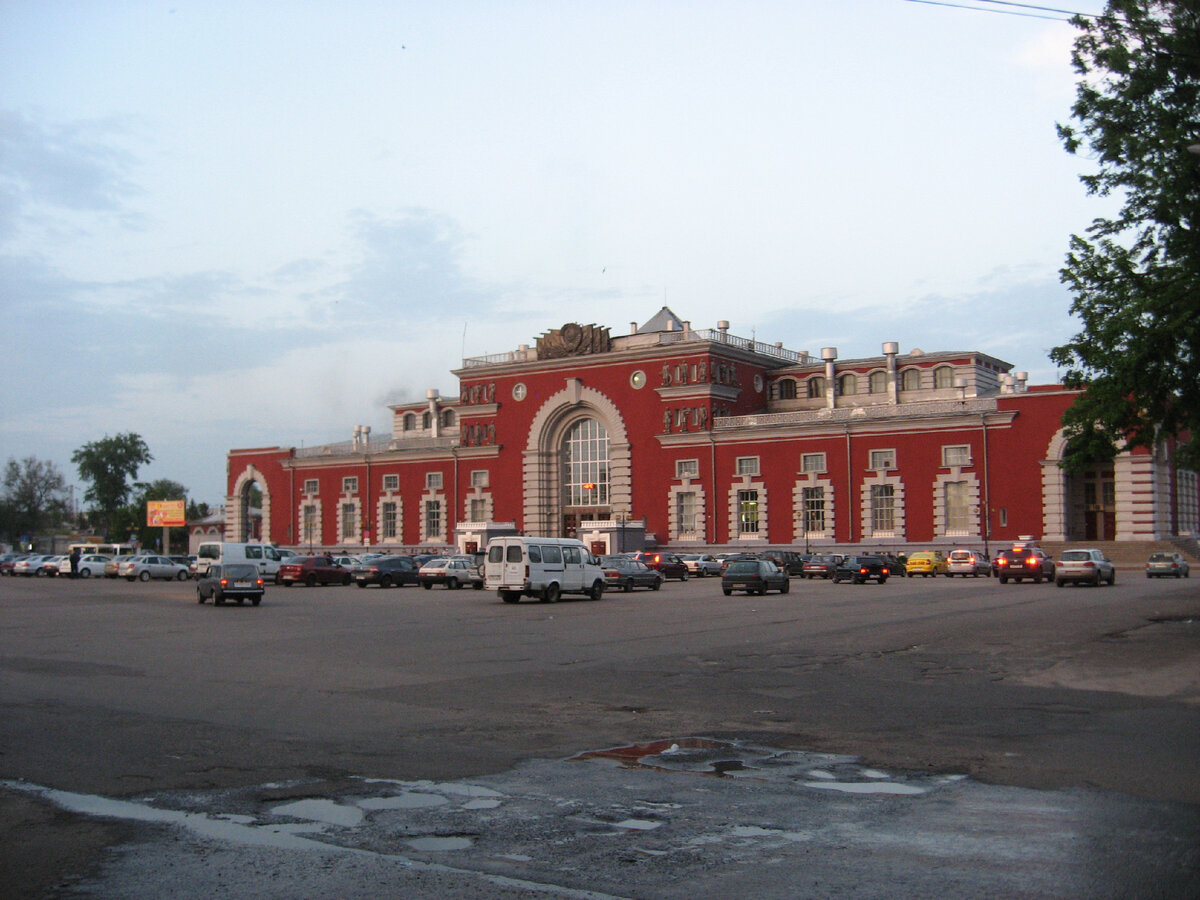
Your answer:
600;556;663;592
832;555;892;584
721;559;790;596
633;551;690;581
352;555;419;588
278;555;350;587
196;564;265;606
802;554;842;579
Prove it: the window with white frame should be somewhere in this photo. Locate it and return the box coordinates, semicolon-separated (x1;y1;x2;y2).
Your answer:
426;472;443;490
676;458;699;479
382;474;399;491
424;500;442;539
803;486;825;533
801;452;826;474
304;479;319;495
675;492;697;535
469;497;488;522
942;445;972;467
945;481;970;533
870;484;895;532
737;489;759;534
302;504;318;544
869;449;896;470
868;371;887;394
470;469;489;488
341;503;358;539
807;376;826;399
736;456;760;477
342;476;358;493
838;373;857;396
901;368;921;391
935;366;955;389
381;502;397;539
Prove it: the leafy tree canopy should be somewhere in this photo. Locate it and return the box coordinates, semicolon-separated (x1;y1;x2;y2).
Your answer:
1050;0;1200;472
71;433;153;538
1;456;68;543
130;478;190;552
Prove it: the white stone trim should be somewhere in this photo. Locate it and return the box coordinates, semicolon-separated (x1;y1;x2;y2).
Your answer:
793;473;835;541
668;479;706;541
420;491;447;544
231;464;271;543
337;496;363;546
376;493;403;543
933;470;980;539
860;473;905;540
728;478;767;541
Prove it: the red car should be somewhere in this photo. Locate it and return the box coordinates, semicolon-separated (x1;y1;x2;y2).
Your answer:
277;555;350;587
632;551;689;581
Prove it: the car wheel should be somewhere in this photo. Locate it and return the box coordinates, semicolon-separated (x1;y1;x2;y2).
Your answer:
780;579;789;594
541;583;560;603
501;591;521;603
1056;579;1065;587
305;574;317;587
446;578;459;590
422;582;432;590
879;575;888;584
251;597;261;606
680;571;688;581
138;570;151;582
722;588;732;596
197;588;206;604
651;579;661;591
177;570;188;581
999;576;1008;584
356;581;367;588
1033;575;1042;584
623;581;633;593
214;592;224;606
80;568;92;579
342;574;351;586
588;581;604;601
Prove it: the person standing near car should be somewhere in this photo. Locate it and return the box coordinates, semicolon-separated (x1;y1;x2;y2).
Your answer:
69;547;81;579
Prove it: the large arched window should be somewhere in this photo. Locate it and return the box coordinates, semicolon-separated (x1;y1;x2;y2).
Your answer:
838;373;857;396
563;418;609;506
807;376;826;399
901;368;921;392
934;366;955;389
777;378;797;400
868;371;887;394
403;413;416;431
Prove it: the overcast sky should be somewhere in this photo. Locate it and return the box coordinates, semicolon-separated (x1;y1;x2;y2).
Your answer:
1;0;1112;509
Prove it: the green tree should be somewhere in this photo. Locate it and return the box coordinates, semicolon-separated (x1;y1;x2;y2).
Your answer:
130;478;189;552
1;456;68;544
71;433;153;539
1050;1;1200;472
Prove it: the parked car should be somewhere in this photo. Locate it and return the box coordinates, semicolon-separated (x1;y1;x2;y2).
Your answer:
119;555;191;581
418;556;484;590
762;549;806;575
599;556;663;592
632;551;690;581
196;564;265;605
39;555;66;576
719;553;760;573
13;555;49;577
905;551;949;577
1145;552;1191;578
277;555;351;587
1055;549;1116;587
679;554;723;577
802;554;843;579
995;546;1055;584
947;549;991;577
331;555;363;570
73;554;111;578
0;553;30;575
721;558;790;596
352;555;419;588
832;555;892;584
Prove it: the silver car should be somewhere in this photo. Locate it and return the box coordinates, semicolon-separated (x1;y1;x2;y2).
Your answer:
118;555;191;582
1145;552;1191;579
679;554;723;577
947;549;991;577
1055;548;1116;587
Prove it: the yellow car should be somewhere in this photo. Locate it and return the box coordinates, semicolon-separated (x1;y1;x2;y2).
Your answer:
905;551;949;577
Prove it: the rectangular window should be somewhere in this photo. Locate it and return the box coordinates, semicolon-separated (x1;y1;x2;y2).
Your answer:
945;481;970;533
342;476;358;493
426;472;443;490
676;459;700;479
999;507;1008;527
470;469;489;488
302;505;317;543
869;449;896;471
381;502;397;539
382;474;399;491
870;484;895;533
736;456;760;477
676;492;697;534
738;489;759;534
802;486;825;533
424;500;441;538
341;503;357;539
304;479;319;495
942;445;971;467
801;452;826;474
469;498;487;521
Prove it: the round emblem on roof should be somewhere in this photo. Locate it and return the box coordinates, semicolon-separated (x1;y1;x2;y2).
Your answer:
512;382;527;401
630;370;647;389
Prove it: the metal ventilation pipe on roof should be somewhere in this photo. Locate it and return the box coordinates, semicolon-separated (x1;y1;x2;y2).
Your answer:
822;347;837;409
883;341;900;405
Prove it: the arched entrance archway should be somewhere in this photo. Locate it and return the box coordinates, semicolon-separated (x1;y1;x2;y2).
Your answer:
1043;430;1117;541
229;465;272;543
522;380;630;537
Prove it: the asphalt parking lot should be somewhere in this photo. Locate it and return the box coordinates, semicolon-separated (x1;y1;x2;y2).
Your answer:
2;569;1198;898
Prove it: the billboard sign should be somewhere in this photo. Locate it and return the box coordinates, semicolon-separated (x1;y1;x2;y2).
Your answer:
147;500;187;527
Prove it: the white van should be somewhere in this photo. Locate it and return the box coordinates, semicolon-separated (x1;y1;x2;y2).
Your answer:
484;536;606;603
193;542;285;581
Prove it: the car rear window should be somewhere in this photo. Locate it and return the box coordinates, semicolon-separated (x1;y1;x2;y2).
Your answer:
1148;553;1171;561
726;561;759;574
1061;551;1091;561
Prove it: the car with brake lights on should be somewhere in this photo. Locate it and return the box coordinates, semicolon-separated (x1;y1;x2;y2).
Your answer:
831;555;892;584
352;555;419;588
802;554;842;579
418;556;484;590
632;551;690;581
1055;548;1116;587
947;549;991;577
721;558;790;596
196;564;265;605
995;546;1055;584
905;551;949;577
277;555;351;587
599;556;663;592
1145;552;1191;578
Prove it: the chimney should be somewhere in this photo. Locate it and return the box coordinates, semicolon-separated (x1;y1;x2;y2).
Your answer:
821;347;838;409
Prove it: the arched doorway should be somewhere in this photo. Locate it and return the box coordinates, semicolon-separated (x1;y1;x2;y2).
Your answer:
561;417;610;538
1044;430;1117;541
229;465;271;543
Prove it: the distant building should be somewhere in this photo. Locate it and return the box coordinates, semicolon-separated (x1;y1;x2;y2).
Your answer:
225;309;1198;555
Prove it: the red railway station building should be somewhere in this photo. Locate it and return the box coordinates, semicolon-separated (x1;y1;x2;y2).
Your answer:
225;308;1198;556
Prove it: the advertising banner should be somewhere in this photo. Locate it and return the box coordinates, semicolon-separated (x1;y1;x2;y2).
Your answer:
147;500;187;527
